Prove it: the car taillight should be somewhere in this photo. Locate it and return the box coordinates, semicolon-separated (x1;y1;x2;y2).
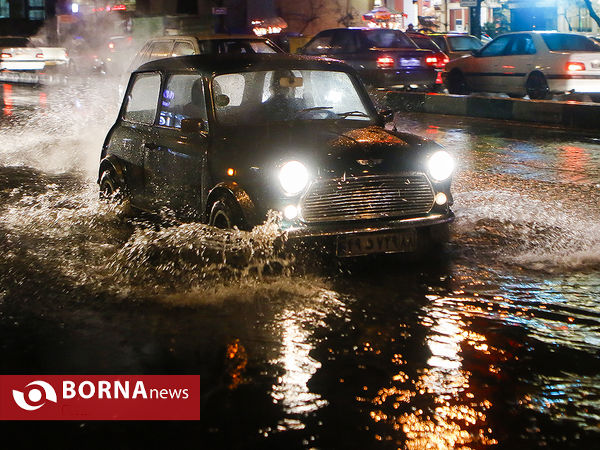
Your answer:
36;53;44;59
425;56;438;66
566;62;585;71
377;56;394;69
0;52;11;59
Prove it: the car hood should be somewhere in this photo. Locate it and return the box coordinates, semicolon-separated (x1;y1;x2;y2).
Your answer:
213;122;438;178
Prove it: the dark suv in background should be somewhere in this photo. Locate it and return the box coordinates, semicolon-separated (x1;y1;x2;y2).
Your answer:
297;28;437;91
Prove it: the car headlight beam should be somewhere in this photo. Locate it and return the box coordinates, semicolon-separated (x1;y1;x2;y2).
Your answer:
427;150;454;182
279;161;309;195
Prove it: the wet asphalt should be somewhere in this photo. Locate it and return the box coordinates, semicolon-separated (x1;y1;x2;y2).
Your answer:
0;81;599;449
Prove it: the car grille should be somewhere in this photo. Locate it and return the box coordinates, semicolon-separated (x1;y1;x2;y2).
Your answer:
300;174;434;223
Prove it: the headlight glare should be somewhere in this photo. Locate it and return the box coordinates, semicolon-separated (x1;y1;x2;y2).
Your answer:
428;150;454;181
279;161;309;195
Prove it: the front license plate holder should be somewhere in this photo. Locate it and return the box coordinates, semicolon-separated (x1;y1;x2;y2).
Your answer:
336;229;418;257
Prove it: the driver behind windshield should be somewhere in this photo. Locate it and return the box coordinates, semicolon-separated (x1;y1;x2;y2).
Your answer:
262;71;306;120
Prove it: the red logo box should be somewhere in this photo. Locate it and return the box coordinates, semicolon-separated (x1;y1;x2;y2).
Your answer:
0;375;200;420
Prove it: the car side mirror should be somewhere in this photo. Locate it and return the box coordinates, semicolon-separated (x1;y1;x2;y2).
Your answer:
181;118;207;134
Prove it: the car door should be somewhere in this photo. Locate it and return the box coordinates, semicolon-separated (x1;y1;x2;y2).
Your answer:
502;34;536;95
466;35;512;92
146;73;209;216
118;71;161;208
327;29;362;68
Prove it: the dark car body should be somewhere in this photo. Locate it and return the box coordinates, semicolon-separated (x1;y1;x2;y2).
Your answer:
297;28;437;90
99;54;454;257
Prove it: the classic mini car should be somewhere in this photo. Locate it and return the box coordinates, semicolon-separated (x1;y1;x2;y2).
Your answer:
98;54;454;257
297;28;438;91
443;31;600;101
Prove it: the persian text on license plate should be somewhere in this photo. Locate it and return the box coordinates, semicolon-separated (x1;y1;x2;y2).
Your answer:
336;229;417;257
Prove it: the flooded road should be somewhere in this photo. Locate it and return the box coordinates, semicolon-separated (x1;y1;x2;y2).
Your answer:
1;82;599;448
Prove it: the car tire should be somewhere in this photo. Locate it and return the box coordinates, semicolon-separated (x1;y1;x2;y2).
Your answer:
526;72;550;100
446;70;470;95
209;195;245;230
99;169;126;202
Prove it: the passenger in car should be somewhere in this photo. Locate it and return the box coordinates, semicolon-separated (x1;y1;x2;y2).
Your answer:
182;78;206;120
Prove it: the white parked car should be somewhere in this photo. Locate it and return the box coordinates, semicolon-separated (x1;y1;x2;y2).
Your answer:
443;31;600;101
0;36;45;71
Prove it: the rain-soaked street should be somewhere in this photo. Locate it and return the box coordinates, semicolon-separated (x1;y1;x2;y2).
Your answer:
1;81;599;448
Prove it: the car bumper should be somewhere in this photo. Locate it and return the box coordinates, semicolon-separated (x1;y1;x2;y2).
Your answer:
547;74;600;94
360;68;437;89
283;211;454;239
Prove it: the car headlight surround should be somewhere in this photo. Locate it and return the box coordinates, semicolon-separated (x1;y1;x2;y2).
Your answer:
427;150;454;182
279;161;309;195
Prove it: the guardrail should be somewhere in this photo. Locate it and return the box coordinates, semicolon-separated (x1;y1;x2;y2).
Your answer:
384;91;600;131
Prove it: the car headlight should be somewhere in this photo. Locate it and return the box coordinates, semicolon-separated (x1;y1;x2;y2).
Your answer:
427;150;454;182
279;161;309;195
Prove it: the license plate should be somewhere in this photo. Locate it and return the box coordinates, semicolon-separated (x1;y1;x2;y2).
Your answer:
592;61;600;69
399;58;420;67
336;229;418;257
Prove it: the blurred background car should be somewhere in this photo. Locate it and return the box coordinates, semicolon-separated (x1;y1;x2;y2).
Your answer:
443;31;600;101
428;33;483;61
297;27;437;91
0;36;45;71
406;31;449;89
117;34;284;99
127;34;284;74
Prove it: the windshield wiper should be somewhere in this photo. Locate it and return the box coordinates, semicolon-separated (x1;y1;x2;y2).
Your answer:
336;110;370;119
297;106;333;113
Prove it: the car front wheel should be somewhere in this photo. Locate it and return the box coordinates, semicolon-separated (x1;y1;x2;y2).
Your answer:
526;72;550;100
99;169;126;202
209;195;245;229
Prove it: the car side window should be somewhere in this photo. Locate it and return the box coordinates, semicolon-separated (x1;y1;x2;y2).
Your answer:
158;74;207;129
479;36;511;57
123;72;161;124
331;30;359;53
149;41;173;59
172;41;195;57
506;34;536;55
303;31;335;55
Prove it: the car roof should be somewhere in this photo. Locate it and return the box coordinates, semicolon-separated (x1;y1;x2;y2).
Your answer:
135;53;356;74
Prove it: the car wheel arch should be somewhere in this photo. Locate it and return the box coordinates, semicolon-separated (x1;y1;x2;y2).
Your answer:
206;182;257;228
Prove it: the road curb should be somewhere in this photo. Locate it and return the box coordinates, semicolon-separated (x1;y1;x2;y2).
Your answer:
384;92;600;130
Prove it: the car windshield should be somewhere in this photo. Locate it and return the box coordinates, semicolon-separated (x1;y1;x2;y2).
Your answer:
541;33;600;52
0;37;30;47
447;36;483;51
364;30;416;48
212;69;373;126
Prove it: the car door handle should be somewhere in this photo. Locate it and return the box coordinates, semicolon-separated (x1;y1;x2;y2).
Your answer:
144;142;158;150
